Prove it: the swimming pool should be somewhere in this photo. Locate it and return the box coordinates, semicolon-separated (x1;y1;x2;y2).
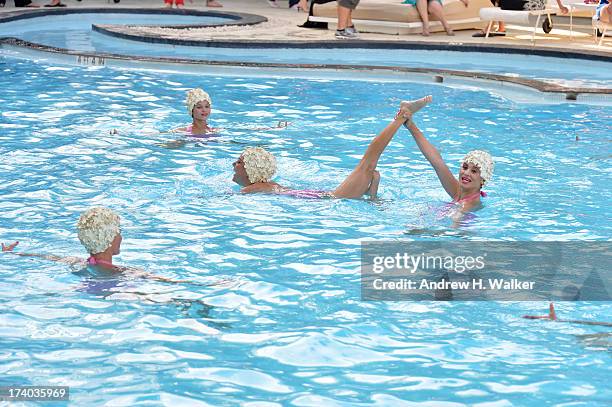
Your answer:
0;54;610;405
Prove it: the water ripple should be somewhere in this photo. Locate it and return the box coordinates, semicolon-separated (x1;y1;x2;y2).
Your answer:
0;58;610;405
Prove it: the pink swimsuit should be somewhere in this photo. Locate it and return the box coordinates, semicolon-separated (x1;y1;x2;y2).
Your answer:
281;189;334;199
87;256;114;268
185;124;218;138
437;191;486;219
453;191;487;204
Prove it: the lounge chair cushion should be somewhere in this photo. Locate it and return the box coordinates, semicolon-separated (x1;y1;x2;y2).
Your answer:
480;6;535;23
311;0;493;33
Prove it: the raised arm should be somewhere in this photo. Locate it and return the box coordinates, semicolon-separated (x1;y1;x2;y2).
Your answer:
404;118;459;199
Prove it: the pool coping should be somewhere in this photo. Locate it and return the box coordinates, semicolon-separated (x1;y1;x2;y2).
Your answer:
1;36;610;100
92;24;612;63
0;7;267;27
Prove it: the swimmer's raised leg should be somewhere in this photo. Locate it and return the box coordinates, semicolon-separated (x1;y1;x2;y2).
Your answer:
334;104;413;199
366;170;380;199
401;95;433;114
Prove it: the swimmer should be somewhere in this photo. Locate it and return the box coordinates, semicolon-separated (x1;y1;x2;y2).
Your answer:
232;96;433;199
171;88;289;137
172;88;218;137
1;207;193;284
403;106;494;214
523;303;612;327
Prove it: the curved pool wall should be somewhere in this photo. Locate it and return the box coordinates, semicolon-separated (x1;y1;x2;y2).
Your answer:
0;8;610;97
1;38;611;106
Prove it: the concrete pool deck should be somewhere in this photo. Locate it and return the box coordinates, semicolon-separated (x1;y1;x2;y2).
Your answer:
0;0;610;57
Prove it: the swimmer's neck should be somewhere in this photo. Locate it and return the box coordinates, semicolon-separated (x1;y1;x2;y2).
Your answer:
191;119;210;132
456;186;481;202
88;253;116;270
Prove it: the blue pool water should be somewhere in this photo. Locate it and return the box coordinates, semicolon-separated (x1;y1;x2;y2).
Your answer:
0;12;611;88
0;56;611;405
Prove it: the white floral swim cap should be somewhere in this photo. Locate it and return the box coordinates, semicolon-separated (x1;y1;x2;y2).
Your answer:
242;147;277;184
461;150;494;184
77;207;121;254
185;88;212;115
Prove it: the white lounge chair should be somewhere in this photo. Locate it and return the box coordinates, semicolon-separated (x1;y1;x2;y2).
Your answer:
479;0;555;44
309;0;492;35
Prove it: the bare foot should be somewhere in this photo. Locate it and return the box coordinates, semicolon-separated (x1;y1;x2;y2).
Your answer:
400;95;433;114
446;29;455;36
395;107;413;129
207;0;223;7
421;30;430;37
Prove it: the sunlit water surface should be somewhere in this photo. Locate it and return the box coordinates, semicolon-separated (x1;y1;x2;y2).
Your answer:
0;58;610;405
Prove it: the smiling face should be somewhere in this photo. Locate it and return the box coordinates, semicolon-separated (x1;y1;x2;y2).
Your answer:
232;155;251;186
459;161;484;191
191;100;211;122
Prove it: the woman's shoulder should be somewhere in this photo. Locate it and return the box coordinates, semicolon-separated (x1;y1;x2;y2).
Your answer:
241;182;283;194
170;126;189;133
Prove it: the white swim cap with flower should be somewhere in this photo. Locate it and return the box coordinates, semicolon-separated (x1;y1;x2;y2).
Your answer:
242;147;277;184
461;150;494;184
185;88;212;115
77;207;121;254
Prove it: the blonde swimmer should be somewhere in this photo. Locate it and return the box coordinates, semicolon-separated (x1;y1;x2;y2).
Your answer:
171;88;289;138
232;96;434;199
2;207;199;285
